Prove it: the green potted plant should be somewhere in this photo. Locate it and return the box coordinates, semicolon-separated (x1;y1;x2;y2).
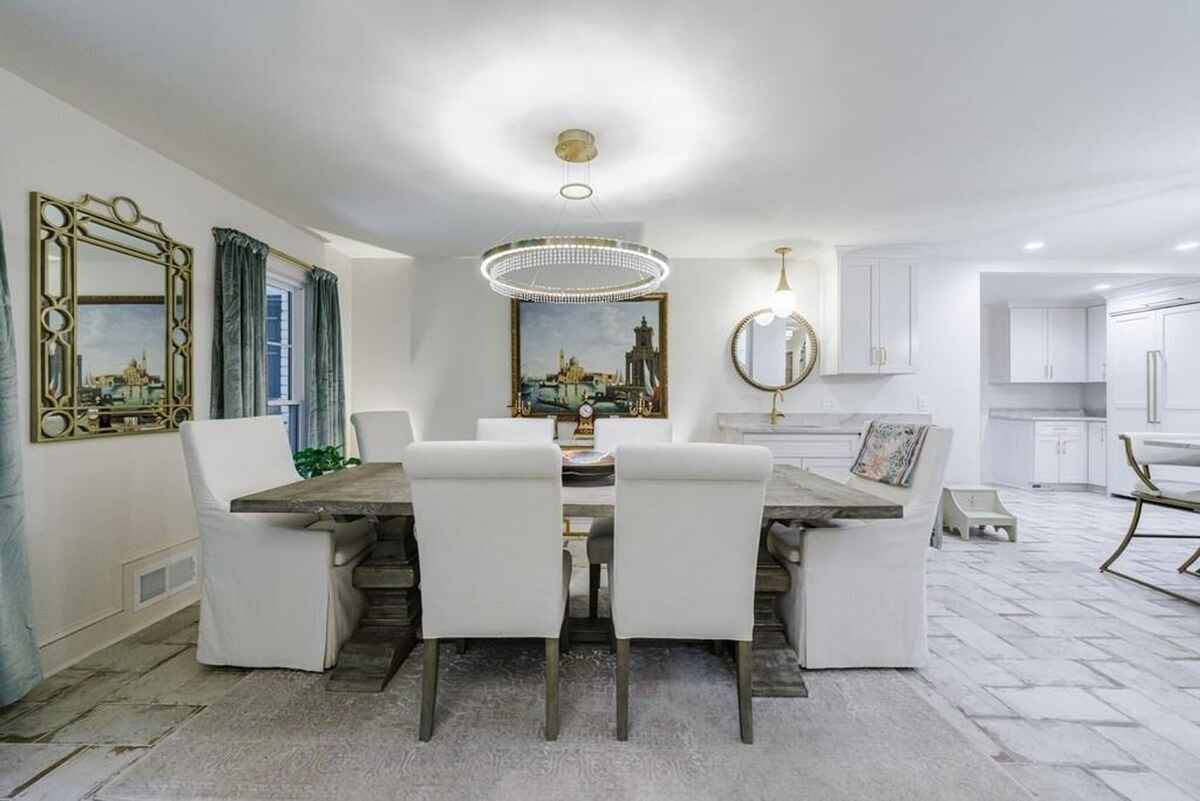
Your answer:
293;445;361;479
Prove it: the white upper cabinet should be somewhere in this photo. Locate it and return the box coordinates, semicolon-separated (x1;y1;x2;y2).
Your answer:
1086;305;1106;382
820;253;917;375
1047;308;1087;382
1008;307;1047;382
990;306;1088;383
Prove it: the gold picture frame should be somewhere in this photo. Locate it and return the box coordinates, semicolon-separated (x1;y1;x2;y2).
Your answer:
510;293;668;421
29;192;194;442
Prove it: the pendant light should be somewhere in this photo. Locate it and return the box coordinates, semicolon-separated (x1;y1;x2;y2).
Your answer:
770;246;796;318
480;130;670;304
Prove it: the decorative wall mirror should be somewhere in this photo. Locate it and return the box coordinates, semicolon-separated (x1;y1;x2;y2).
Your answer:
30;192;193;442
730;309;819;391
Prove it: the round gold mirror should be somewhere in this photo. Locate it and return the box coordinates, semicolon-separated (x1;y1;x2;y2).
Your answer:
730;310;819;391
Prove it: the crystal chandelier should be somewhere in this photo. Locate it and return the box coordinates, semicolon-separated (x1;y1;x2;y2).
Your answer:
480;130;670;304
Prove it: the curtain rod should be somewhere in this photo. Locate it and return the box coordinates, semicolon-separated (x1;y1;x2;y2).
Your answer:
211;227;318;272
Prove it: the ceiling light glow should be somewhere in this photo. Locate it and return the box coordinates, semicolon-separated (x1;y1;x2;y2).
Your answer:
1023;241;1045;251
1094;283;1112;291
1175;241;1200;252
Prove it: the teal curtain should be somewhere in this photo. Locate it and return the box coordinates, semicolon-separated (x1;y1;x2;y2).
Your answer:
0;216;42;704
303;267;345;450
210;228;268;419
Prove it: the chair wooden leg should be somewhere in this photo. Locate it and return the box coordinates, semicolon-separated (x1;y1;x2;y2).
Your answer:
736;640;753;745
545;638;560;741
616;638;630;741
589;564;602;619
419;639;440;741
1101;498;1143;572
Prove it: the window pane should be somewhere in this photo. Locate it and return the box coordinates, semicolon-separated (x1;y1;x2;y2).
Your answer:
267;343;283;401
266;285;291;346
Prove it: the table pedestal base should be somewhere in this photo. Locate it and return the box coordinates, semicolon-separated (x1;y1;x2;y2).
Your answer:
326;516;420;693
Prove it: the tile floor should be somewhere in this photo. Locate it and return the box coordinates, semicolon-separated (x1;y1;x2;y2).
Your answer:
0;486;1197;800
919;487;1200;801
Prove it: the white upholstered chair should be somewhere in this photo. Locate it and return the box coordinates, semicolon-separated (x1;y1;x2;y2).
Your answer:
770;426;953;669
406;441;570;741
586;418;673;617
476;416;556;442
351;410;415;462
180;417;370;672
611;443;771;744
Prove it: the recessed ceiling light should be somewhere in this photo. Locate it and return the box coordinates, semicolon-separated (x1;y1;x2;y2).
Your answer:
1023;241;1045;251
1175;241;1200;252
1094;283;1112;291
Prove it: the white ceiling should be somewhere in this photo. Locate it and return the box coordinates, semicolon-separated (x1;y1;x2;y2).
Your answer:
3;1;1200;264
980;273;1185;306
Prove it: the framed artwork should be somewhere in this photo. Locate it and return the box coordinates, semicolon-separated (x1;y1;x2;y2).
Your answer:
510;293;668;420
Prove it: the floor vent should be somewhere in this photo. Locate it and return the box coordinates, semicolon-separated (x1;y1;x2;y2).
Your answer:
134;548;199;611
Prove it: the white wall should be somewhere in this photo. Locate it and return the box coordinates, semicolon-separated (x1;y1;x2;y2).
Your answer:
0;67;352;674
350;254;984;484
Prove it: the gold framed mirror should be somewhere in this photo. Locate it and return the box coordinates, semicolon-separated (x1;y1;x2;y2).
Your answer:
30;192;193;442
730;309;819;391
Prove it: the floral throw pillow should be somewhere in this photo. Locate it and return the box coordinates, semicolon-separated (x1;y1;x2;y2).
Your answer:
850;422;930;487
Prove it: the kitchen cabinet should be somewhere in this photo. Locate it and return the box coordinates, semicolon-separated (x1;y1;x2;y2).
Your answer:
990;306;1087;383
1087;305;1106;382
989;417;1097;488
1033;422;1087;484
821;253;916;375
1108;299;1200;493
1088;421;1106;487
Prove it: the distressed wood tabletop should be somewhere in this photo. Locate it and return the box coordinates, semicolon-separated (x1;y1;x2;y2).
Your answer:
231;462;903;522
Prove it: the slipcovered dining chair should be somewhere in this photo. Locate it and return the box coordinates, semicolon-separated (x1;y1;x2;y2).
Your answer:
180;417;370;672
611;443;771;744
476;416;556;442
586;418;673;618
406;441;570;741
351;410;415;462
769;426;953;669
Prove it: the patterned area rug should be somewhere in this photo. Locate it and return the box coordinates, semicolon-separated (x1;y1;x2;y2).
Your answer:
99;641;1031;801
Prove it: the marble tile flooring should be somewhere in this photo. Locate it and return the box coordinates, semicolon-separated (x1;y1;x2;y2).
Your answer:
0;486;1198;800
919;487;1200;801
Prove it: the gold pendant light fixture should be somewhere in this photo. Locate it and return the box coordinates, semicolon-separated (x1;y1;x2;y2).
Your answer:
770;246;796;318
480;129;670;304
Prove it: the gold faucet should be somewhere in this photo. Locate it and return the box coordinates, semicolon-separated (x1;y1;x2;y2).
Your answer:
769;389;785;425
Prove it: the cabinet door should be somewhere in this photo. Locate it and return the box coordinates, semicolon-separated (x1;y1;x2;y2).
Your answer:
1088;423;1106;486
1009;308;1047;382
876;264;915;373
1155;304;1200;484
1047;308;1087;382
1087;305;1107;382
1034;435;1060;483
1109;310;1155;413
839;262;876;372
1059;431;1088;483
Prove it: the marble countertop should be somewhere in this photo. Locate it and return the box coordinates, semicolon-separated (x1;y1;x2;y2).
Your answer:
989;409;1106;423
716;412;932;435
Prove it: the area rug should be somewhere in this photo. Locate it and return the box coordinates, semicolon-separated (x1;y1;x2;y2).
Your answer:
98;641;1030;801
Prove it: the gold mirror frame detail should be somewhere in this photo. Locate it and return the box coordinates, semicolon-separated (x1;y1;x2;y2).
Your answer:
29;192;194;442
729;309;820;392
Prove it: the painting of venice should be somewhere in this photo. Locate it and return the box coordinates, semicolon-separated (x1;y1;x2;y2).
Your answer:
513;295;667;418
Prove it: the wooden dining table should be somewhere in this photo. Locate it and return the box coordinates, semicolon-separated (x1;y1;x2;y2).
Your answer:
231;462;902;695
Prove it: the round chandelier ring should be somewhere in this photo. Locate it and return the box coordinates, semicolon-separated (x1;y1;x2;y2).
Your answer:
480;236;670;304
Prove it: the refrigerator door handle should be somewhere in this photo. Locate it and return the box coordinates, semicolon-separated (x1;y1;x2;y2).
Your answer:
1150;350;1163;424
1146;351;1154;423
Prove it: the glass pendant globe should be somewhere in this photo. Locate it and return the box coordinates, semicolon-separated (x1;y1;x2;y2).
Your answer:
771;289;796;318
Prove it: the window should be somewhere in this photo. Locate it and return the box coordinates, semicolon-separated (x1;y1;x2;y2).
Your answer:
266;269;304;451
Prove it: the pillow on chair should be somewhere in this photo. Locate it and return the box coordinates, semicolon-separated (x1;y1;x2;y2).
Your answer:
850;422;930;487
